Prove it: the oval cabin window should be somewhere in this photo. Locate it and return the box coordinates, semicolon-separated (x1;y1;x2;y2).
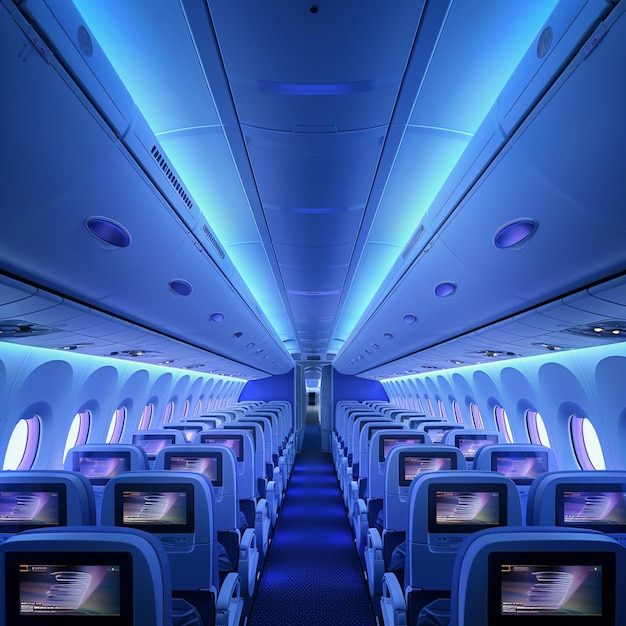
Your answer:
526;410;551;448
571;416;606;470
63;411;91;462
2;416;41;470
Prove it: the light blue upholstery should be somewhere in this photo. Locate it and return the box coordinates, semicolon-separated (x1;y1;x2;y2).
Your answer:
63;444;149;523
154;447;259;600
0;525;186;626
445;526;626;626
365;447;467;600
473;444;558;523
101;470;244;624
195;429;271;559
527;470;626;545
380;471;522;626
0;470;95;540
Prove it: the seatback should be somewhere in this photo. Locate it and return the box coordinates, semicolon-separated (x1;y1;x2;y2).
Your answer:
448;526;626;626
354;421;399;481
183;415;222;429
527;470;626;546
473;444;558;522
63;444;149;522
152;447;239;533
238;417;275;474
225;422;266;497
192;430;256;501
443;429;504;463
367;430;433;500
0;470;95;539
384;447;468;533
406;471;522;590
417;421;465;444
101;470;218;595
130;430;186;467
0;525;178;626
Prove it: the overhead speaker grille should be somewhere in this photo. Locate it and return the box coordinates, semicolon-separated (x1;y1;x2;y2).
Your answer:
150;145;193;211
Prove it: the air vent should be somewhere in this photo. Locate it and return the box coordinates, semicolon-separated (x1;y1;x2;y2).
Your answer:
150;145;193;211
562;321;626;340
0;320;59;338
402;225;425;259
202;225;226;259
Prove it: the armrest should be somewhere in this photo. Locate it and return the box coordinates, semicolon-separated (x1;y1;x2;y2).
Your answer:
215;572;244;626
380;573;407;626
365;528;384;598
237;528;259;598
347;480;359;528
353;497;369;557
266;479;279;527
254;497;271;557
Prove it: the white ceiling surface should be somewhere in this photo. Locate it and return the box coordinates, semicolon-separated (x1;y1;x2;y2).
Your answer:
2;0;624;380
71;0;563;361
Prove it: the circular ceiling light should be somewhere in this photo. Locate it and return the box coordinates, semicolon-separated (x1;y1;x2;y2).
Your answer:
210;312;225;323
85;217;131;248
403;314;417;324
434;281;457;298
169;279;192;296
494;219;538;249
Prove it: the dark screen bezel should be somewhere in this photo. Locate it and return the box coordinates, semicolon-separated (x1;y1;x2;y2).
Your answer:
199;434;244;462
0;483;67;532
487;550;615;625
72;451;131;486
131;434;177;459
164;450;223;486
378;434;427;462
555;483;626;533
454;433;499;460
5;550;133;625
428;482;507;533
398;451;458;486
114;482;194;534
490;450;549;486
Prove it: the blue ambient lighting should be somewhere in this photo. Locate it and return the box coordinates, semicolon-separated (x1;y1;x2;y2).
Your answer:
86;217;131;248
210;312;225;323
257;80;374;95
494;219;538;249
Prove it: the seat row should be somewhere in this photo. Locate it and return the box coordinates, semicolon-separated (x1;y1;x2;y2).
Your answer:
0;399;294;626
333;401;626;625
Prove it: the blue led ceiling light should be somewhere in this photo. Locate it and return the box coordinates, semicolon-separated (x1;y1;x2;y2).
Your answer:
85;217;131;248
403;314;417;324
169;279;192;296
434;281;457;298
210;312;225;323
494;219;538;249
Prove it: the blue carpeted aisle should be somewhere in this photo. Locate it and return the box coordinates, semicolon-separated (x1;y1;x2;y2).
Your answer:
248;420;376;625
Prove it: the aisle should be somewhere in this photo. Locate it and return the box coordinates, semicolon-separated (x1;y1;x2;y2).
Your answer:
247;421;376;625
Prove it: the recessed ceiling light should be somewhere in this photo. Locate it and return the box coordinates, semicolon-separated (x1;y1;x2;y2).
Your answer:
434;282;457;298
383;332;394;340
85;217;131;247
403;314;417;324
169;279;192;296
210;312;225;323
494;219;538;249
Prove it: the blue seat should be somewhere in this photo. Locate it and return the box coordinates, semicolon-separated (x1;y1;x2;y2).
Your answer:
153;447;260;600
432;526;626;626
226;421;280;527
101;470;243;624
130;430;186;468
191;429;272;559
365;446;467;600
351;429;431;553
473;444;558;523
381;471;522;626
0;525;202;626
0;470;95;540
527;470;626;545
63;444;149;522
442;429;504;464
